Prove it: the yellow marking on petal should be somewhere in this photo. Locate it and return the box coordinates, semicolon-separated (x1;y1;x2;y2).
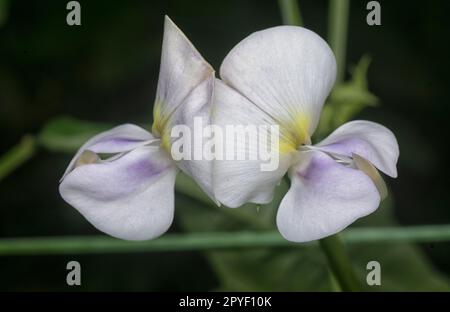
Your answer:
152;101;173;153
75;150;100;167
279;113;311;154
291;114;311;145
152;103;166;137
279;141;297;153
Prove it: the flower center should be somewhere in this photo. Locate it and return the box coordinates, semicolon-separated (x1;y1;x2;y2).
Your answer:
279;113;311;153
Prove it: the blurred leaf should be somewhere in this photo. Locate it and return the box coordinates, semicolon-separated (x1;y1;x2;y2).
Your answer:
0;0;9;27
315;55;379;139
176;179;334;291
0;135;35;182
178;186;450;291
37;116;112;153
349;196;450;291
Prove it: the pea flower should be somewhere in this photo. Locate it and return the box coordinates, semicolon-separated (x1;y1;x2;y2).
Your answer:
59;16;215;240
213;26;399;242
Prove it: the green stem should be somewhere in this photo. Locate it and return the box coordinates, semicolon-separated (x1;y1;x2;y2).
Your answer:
277;0;359;291
1;225;450;256
0;135;36;182
328;0;350;83
278;0;303;26
319;234;360;291
321;0;357;291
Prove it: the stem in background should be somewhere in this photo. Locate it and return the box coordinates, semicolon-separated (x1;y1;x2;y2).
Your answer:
319;234;360;291
0;135;36;182
2;224;450;256
328;0;350;84
278;0;303;26
320;0;359;291
277;0;359;291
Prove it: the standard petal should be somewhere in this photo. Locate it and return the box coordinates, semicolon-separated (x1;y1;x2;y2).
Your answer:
220;26;336;148
213;80;294;208
315;120;399;177
166;73;216;201
153;16;214;136
60;146;177;240
277;151;380;242
61;124;156;179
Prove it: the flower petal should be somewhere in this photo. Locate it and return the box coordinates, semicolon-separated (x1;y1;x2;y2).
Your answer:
220;26;336;147
153;16;214;136
61;124;155;179
276;150;380;242
59;146;177;240
166;73;216;201
213;80;294;208
315;120;399;177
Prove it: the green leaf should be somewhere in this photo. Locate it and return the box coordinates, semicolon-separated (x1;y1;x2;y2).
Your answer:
315;55;379;139
349;196;450;291
37;116;113;153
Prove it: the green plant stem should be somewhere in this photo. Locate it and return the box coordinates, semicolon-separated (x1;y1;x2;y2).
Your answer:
0;135;36;182
1;225;450;256
322;0;357;291
278;0;303;26
319;234;360;291
328;0;350;83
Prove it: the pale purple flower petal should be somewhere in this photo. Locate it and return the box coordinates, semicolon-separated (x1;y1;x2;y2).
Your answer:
62;124;156;179
60;146;177;240
315;120;399;177
277;150;380;242
153;16;214;132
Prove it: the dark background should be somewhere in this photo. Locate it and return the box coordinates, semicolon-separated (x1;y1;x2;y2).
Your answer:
1;0;449;291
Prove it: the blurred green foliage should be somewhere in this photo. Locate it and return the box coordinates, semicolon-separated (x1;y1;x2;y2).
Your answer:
0;0;9;27
178;182;450;291
38;117;112;153
316;56;378;139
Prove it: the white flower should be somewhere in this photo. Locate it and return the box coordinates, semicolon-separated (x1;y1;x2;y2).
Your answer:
59;16;215;240
213;26;399;242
